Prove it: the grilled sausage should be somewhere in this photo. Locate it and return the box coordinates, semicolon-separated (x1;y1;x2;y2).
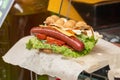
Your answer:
31;27;84;52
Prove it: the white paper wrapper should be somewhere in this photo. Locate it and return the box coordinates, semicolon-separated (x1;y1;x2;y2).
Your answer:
108;69;120;80
2;36;120;80
108;51;120;80
2;36;85;80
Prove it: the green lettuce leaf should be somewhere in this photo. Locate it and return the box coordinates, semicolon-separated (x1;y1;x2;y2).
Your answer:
26;34;97;58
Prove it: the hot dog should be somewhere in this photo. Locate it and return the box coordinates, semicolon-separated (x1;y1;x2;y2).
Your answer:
31;27;84;51
26;15;102;58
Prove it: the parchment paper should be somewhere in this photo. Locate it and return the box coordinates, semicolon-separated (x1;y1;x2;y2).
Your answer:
2;36;120;80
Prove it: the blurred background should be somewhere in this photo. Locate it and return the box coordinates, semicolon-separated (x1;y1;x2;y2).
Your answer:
0;0;120;80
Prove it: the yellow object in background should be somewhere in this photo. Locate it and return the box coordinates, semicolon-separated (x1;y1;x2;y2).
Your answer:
48;0;83;21
47;0;108;21
73;0;108;4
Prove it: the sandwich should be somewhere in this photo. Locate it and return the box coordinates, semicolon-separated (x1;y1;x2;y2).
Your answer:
26;15;102;58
